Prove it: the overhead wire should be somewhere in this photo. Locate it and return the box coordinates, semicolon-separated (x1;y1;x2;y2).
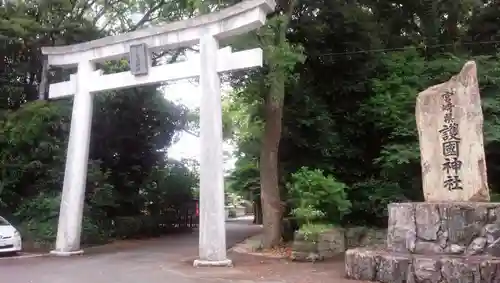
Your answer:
316;40;500;57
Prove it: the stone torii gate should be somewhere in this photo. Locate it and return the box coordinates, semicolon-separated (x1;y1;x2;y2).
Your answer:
41;0;275;266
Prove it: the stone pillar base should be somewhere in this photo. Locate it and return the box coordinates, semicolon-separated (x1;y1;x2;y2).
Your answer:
193;258;233;267
344;202;500;282
386;202;500;255
49;250;84;256
345;248;500;283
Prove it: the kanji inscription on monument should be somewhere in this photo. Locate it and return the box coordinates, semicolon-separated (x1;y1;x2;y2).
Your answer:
416;61;489;201
439;88;463;191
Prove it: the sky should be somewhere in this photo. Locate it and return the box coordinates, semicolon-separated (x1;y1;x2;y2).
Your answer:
125;13;238;173
164;79;237;173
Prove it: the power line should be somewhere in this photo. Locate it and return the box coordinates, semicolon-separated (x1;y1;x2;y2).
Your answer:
317;40;500;57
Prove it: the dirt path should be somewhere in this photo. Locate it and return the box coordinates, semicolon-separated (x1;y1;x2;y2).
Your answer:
173;252;369;283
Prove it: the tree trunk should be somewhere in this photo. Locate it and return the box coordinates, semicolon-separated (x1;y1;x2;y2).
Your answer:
259;1;296;248
253;198;263;225
260;91;284;248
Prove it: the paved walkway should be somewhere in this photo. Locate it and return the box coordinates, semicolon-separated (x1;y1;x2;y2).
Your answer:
0;218;264;283
1;218;359;283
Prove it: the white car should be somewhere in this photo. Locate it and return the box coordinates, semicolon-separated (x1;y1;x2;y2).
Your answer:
0;216;22;254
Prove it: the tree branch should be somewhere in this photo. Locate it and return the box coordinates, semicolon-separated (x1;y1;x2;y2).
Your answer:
130;0;167;32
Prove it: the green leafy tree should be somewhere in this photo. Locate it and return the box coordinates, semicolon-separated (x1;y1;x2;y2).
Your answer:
287;167;351;226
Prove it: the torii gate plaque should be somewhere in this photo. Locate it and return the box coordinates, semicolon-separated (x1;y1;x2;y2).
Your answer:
129;43;150;76
41;0;276;267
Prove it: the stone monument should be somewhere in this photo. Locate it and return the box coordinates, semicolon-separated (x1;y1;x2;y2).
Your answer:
416;61;489;202
345;61;500;283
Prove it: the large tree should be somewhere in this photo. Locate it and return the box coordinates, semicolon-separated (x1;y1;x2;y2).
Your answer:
228;0;500;233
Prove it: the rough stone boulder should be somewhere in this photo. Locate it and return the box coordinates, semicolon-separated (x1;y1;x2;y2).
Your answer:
345;248;500;283
290;228;345;262
345;227;387;249
345;202;500;282
387;202;500;256
415;61;489;202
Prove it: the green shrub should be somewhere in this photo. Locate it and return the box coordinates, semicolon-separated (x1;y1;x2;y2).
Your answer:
15;192;61;245
287;167;351;226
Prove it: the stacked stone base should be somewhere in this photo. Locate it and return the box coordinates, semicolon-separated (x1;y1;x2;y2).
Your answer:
291;229;345;262
345;248;500;283
345;202;500;283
